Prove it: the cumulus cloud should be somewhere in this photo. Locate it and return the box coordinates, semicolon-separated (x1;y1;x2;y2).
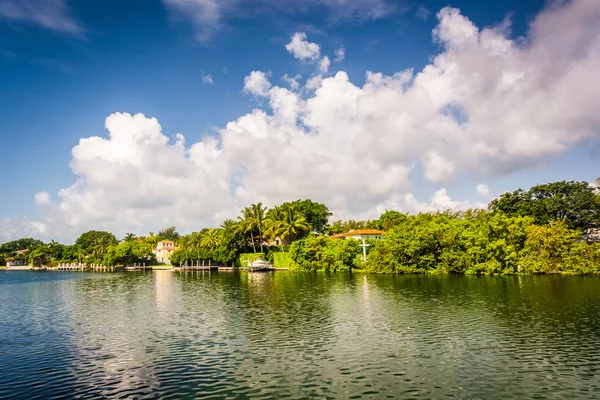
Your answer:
35;192;51;205
244;71;272;97
0;218;48;241
304;74;323;90
476;184;490;197
14;0;600;241
334;46;345;62
202;74;214;84
282;74;301;90
319;56;331;73
0;0;83;35
286;32;321;60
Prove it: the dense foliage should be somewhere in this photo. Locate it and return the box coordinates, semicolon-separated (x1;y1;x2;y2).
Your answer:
489;181;600;230
2;181;599;274
289;235;361;272
366;212;600;275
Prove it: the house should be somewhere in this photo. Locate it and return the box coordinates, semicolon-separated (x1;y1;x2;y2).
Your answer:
6;249;31;269
152;240;179;264
330;229;385;262
329;229;385;240
586;227;600;243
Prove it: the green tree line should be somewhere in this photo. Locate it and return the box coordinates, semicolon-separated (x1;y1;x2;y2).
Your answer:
1;181;599;274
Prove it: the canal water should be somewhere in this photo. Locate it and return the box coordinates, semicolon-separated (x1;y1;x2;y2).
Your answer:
1;271;600;399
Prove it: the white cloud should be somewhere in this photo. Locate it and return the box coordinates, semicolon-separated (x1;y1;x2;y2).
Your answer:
319;56;331;73
334;46;345;62
0;0;83;35
282;74;301;90
162;0;238;43
415;5;430;21
161;0;395;42
35;192;51;205
202;74;214;84
422;151;455;183
244;71;272;97
17;0;600;242
286;32;321;60
0;218;48;241
476;184;490;197
304;74;323;90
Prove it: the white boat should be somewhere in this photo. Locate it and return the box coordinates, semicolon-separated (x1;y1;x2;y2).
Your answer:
248;259;272;272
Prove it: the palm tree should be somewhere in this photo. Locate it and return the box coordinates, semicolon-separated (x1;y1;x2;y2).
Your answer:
220;219;237;234
237;207;257;253
251;203;267;253
201;229;223;252
123;233;136;242
93;236;113;260
277;207;311;245
265;206;286;250
189;232;203;262
75;248;86;264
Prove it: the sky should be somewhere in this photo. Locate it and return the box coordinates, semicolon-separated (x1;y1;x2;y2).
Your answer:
1;0;599;243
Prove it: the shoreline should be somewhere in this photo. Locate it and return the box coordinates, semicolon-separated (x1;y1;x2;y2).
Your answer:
1;267;598;276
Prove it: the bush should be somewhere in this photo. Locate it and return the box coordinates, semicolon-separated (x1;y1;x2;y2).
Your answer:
239;253;265;267
288;235;360;272
271;252;299;269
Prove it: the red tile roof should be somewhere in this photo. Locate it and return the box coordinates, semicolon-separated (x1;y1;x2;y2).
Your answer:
329;229;385;239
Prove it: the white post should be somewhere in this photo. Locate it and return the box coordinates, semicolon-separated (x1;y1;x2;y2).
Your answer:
360;238;370;262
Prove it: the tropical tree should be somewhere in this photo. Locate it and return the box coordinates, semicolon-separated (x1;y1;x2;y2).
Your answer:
158;226;180;242
489;181;600;230
220;219;237;233
237;207;258;253
201;229;223;251
377;210;408;231
277;207;311;244
93;236;114;260
123;233;137;242
264;206;286;248
251;203;267;253
189;231;204;261
279;199;332;234
75;231;117;257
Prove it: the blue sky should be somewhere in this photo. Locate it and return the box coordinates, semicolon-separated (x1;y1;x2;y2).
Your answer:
1;0;599;241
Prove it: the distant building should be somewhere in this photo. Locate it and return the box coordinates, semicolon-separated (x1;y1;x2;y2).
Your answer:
586;227;600;243
6;249;30;269
329;229;385;240
152;240;178;264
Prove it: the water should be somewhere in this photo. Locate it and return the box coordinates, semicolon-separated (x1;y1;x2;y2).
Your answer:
1;271;600;399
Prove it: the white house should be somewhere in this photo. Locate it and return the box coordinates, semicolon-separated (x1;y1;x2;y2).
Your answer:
329;229;385;240
330;229;385;262
152;240;178;264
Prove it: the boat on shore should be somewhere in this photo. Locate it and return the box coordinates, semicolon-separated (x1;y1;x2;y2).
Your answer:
248;259;273;272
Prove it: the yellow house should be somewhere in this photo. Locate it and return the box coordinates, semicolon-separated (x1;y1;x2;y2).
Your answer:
152;240;178;264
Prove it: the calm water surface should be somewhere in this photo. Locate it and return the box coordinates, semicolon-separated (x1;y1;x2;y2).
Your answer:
1;271;600;399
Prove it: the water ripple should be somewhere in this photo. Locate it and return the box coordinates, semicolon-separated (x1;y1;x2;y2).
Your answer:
1;272;600;398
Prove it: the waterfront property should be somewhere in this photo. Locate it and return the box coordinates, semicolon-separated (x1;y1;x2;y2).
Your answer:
152;240;178;264
6;249;31;269
329;229;385;240
329;229;385;261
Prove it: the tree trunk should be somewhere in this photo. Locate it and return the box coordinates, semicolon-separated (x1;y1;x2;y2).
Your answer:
250;231;256;253
259;228;264;253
